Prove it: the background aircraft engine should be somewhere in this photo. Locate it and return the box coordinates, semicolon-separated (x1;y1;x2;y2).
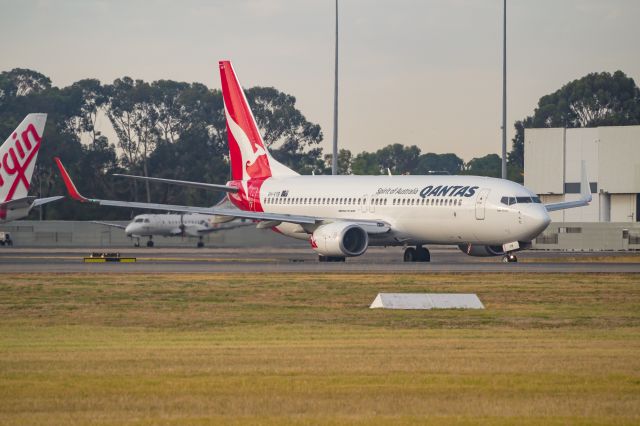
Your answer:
458;244;505;257
311;222;368;257
458;242;532;257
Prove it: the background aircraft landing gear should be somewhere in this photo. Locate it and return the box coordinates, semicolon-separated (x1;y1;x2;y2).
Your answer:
502;253;518;263
146;238;154;248
197;237;204;248
404;246;430;262
319;255;345;262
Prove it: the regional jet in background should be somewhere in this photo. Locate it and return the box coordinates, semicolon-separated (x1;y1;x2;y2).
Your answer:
0;114;62;224
54;61;591;263
95;212;251;248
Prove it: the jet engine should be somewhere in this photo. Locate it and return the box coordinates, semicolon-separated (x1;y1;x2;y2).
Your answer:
458;242;532;257
311;222;368;257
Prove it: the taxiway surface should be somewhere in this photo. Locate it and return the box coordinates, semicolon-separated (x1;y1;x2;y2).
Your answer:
1;247;639;273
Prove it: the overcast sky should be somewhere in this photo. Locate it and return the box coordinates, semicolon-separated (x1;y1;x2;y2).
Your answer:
1;0;639;161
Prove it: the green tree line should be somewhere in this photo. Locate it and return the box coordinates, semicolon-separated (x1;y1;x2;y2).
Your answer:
1;68;638;220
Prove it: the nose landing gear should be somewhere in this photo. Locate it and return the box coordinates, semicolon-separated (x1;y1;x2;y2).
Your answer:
502;253;518;263
146;237;154;248
403;245;431;262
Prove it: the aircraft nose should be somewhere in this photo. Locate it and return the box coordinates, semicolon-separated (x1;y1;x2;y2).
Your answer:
125;223;135;236
523;205;551;238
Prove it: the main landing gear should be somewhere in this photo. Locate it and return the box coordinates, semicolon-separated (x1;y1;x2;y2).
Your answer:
502;253;518;263
403;245;430;262
197;236;205;248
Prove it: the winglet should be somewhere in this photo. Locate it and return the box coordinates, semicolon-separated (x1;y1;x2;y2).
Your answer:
580;160;592;203
544;160;592;212
54;157;90;202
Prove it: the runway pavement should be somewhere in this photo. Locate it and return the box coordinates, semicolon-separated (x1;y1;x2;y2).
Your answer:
1;247;639;273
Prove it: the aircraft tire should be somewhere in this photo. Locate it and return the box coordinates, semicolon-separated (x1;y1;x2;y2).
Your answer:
416;246;430;262
403;247;417;262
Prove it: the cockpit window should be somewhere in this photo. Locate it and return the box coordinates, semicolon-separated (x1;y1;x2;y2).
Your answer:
500;196;517;205
144;219;150;223
501;196;541;205
516;196;532;203
135;218;144;223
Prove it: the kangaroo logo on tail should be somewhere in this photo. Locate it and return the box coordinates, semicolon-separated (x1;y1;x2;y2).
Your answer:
0;114;47;202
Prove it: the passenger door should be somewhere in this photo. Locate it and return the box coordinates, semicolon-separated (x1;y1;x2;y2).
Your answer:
475;188;490;220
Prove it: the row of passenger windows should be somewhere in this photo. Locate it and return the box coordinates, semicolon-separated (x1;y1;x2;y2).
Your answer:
500;196;542;206
263;197;464;207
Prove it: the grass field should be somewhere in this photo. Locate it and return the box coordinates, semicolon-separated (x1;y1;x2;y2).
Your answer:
1;273;639;425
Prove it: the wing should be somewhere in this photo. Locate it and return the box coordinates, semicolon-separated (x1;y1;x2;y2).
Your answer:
112;174;238;193
91;221;127;230
55;157;391;233
0;195;62;210
544;161;593;212
31;196;64;207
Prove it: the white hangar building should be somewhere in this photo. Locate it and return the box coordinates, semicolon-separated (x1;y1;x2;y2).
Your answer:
525;125;640;223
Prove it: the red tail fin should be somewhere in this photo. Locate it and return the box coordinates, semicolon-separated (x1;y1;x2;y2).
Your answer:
219;61;272;181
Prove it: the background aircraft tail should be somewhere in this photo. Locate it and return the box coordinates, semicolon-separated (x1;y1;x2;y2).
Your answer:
0;113;47;202
219;60;297;181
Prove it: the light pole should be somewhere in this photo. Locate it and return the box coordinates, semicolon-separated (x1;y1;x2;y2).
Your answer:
501;0;507;180
331;0;339;175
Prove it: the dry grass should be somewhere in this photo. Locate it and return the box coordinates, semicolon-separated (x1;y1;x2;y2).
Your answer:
1;273;639;425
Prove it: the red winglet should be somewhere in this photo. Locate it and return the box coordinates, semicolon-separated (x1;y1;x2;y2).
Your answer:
54;157;89;202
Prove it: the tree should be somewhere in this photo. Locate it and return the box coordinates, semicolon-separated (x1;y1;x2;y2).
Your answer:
245;87;323;173
324;149;352;174
64;79;107;143
376;144;421;174
351;151;382;175
0;68;51;102
464;154;502;177
415;153;464;175
532;71;640;128
104;77;160;202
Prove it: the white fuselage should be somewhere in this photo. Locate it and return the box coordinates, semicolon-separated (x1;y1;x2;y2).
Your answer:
248;175;550;246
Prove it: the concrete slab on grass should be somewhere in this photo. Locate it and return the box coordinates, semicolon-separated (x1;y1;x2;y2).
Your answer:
370;293;484;310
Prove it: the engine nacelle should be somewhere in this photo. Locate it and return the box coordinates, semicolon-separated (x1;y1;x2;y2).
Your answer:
311;222;368;257
458;242;532;257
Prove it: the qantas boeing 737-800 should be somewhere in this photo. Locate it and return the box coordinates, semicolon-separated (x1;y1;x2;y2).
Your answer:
55;61;591;263
0;114;63;224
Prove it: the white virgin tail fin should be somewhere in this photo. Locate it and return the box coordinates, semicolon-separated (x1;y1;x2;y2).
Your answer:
219;60;298;180
0;113;47;202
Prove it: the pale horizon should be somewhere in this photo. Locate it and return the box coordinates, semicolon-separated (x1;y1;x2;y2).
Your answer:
1;0;639;162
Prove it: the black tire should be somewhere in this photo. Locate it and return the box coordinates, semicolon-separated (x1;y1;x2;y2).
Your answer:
416;246;430;262
197;241;204;248
404;247;417;262
146;240;154;248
